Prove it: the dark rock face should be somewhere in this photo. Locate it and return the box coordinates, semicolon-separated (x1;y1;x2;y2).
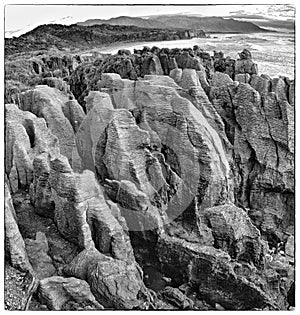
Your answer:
5;46;294;310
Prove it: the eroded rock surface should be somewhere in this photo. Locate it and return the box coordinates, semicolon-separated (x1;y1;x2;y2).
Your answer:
210;78;294;244
5;46;294;310
5;182;32;272
38;276;103;310
25;232;56;279
5;103;60;193
19;85;84;163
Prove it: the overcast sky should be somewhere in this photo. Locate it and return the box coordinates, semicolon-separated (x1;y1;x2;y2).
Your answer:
5;3;295;37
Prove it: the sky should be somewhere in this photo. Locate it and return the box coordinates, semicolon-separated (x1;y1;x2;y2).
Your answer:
4;2;296;38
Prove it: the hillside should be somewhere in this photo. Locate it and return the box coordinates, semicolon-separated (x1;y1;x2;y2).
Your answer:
77;14;269;33
5;23;206;55
77;16;166;29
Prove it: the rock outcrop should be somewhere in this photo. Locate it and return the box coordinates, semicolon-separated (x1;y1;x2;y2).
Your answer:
63;248;151;309
30;141;152;308
204;204;263;265
5;182;32;272
157;234;269;310
161;286;194;309
19;85;85;163
25;232;56;279
5;103;60;194
38;276;103;310
210;74;294;245
75;73;232;237
5;45;294;310
235;49;258;75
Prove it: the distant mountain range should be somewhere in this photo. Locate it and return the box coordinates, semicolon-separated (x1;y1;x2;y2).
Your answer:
77;15;270;33
229;16;294;33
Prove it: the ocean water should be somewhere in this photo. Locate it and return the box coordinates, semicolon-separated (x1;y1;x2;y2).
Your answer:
96;32;295;79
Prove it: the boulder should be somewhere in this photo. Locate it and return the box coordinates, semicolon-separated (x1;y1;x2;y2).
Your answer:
63;249;151;309
87;258;149;309
204;204;263;265
157;234;276;310
161;286;194;309
38;276;103;310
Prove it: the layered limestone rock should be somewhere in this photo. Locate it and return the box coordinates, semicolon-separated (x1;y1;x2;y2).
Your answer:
24;232;56;279
210;76;294;243
161;286;194;309
75;73;232;238
5;182;32;272
6;93;152;309
157;234;282;310
4;45;294;310
31;150;151;308
63;248;151;309
5;103;60;193
204;204;263;265
46;154;134;262
38;276;103;310
68;46;214;107
19;85;85;163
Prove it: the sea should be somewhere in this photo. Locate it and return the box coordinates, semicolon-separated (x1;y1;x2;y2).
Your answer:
95;32;295;79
